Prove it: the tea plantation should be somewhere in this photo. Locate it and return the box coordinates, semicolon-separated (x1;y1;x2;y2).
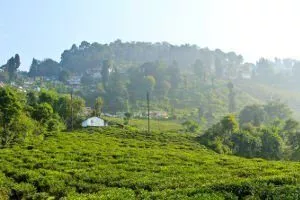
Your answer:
1;127;300;199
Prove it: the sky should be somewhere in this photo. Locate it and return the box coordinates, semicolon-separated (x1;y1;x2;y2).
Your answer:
1;0;300;71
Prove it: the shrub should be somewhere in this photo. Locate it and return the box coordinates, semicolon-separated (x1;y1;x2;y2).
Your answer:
182;120;200;132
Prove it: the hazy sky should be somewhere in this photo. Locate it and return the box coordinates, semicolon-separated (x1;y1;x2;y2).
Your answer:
1;0;300;70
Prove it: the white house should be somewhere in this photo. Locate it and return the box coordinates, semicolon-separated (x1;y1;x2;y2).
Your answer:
81;117;106;127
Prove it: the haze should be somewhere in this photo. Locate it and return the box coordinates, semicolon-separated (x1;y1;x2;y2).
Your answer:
1;0;300;70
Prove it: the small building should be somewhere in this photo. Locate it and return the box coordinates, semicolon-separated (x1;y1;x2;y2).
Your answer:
82;117;106;127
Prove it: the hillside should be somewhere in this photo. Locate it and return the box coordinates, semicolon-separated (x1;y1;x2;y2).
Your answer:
235;79;300;120
1;127;300;199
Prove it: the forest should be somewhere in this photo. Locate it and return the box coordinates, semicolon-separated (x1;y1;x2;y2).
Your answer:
2;40;300;198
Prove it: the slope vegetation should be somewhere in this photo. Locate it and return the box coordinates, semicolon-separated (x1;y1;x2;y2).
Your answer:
0;127;300;199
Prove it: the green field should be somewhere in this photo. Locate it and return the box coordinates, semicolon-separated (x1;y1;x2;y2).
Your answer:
103;117;183;132
1;127;300;199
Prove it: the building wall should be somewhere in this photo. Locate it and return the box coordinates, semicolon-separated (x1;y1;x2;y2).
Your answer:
82;117;105;127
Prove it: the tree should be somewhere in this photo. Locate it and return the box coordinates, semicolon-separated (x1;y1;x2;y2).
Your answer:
167;61;181;90
39;90;58;107
32;103;53;122
158;80;171;99
193;59;209;81
239;105;266;126
79;41;90;49
124;112;132;125
55;95;85;129
26;91;38;107
58;70;70;83
37;59;61;77
143;76;156;92
128;68;156;104
231;130;262;158
226;52;243;78
28;58;61;78
0;87;21;145
14;54;20;68
283;118;299;133
214;57;225;78
94;97;103;117
140;62;157;77
221;114;239;134
2;54;21;82
104;69;129;113
255;58;274;81
261;128;283;160
263;101;292;122
283;118;300;153
81;73;94;85
28;58;39;78
182;120;200;132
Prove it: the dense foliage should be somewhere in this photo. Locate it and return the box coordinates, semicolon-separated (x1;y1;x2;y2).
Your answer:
19;40;263;121
200;101;300;160
1;127;300;199
0;87;88;147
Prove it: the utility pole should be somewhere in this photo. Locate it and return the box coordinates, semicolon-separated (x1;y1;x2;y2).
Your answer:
147;91;150;134
70;87;74;131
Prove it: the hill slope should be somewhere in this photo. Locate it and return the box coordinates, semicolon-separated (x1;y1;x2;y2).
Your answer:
1;128;300;199
235;79;300;119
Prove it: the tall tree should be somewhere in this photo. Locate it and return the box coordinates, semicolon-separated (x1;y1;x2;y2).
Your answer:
167;61;181;90
2;54;21;82
193;59;209;81
104;69;128;113
0;87;21;145
28;58;39;78
239;104;266;126
221;114;239;134
94;97;103;117
123;112;132;125
255;58;274;81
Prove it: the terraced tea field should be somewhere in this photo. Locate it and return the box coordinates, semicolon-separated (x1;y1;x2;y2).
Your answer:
1;127;300;199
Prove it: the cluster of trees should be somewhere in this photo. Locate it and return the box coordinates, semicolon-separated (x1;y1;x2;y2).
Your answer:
28;58;61;78
0;54;20;82
5;40;300;126
21;40;271;118
59;40;243;75
78;60;242;119
200;101;300;160
252;57;300;84
23;40;300;90
74;59;181;113
0;86;89;147
28;40;246;82
3;40;296;118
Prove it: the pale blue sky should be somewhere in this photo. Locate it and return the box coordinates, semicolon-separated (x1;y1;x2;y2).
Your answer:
1;0;300;70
